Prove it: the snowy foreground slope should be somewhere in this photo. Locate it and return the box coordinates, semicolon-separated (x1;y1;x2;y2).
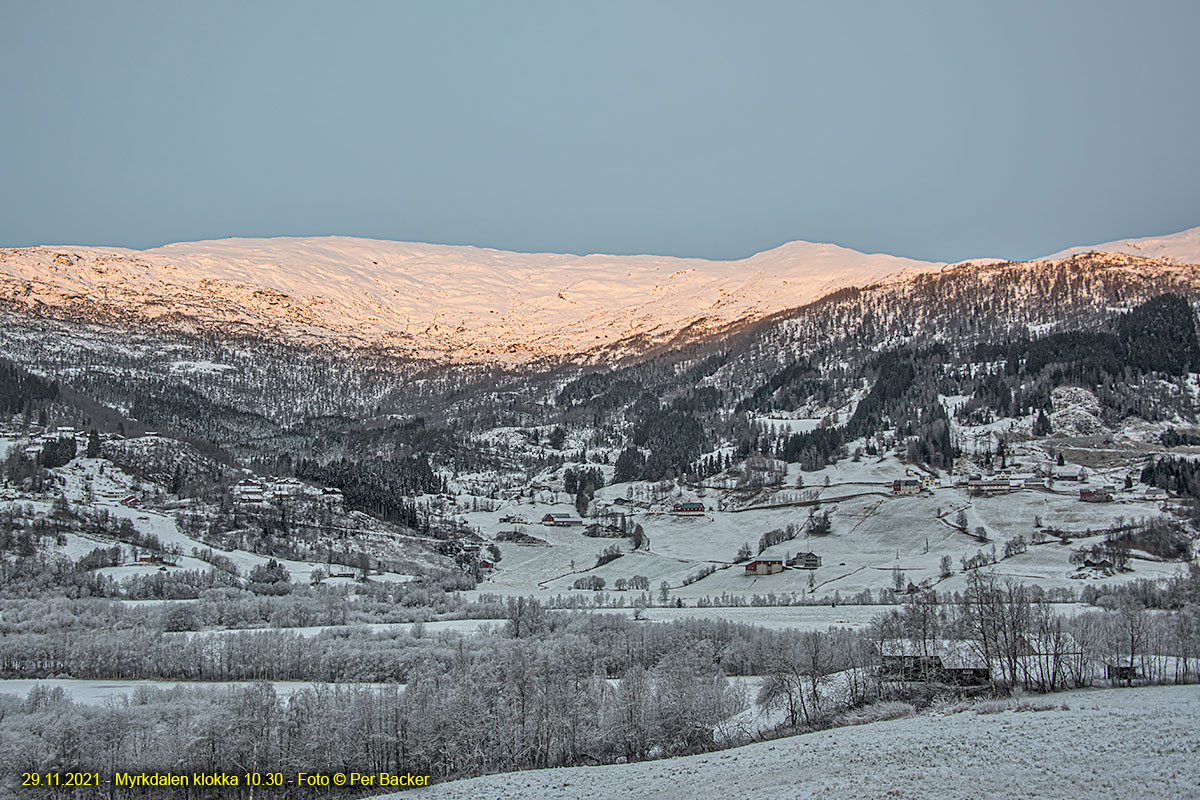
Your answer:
2;226;1196;362
382;686;1199;800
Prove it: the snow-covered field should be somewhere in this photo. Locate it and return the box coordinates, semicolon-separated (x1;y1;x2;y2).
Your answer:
5;431;1192;612
0;678;390;705
385;685;1200;800
463;451;1191;602
172;618;501;640
599;604;887;631
582;602;1087;631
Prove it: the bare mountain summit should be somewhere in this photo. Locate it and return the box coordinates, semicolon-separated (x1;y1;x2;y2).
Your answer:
0;227;1196;363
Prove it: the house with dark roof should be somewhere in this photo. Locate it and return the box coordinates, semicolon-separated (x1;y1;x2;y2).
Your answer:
787;551;821;570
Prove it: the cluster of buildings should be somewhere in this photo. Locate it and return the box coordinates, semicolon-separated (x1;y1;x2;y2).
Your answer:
965;474;1049;494
890;475;939;495
529;499;706;530
231;477;343;509
19;425;84;459
1079;486;1116;503
891;466;1168;503
744;551;821;576
879;634;1143;686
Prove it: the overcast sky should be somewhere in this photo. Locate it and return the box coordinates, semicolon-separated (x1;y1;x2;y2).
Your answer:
2;1;1198;262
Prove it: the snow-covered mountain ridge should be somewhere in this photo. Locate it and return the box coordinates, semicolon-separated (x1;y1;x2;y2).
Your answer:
0;237;941;362
1044;225;1200;264
1;227;1197;363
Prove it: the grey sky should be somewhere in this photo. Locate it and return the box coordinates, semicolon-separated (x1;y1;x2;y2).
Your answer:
2;1;1197;262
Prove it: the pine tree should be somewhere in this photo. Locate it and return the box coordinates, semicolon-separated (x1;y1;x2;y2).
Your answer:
85;429;101;459
1033;409;1052;436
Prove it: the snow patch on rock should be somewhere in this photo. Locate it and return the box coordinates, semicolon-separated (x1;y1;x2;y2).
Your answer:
1051;386;1105;435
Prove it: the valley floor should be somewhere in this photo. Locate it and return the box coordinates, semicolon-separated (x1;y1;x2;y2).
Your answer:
384;685;1200;800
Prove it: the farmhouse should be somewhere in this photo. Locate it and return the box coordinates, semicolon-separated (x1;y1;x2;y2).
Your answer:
788;551;821;570
1144;486;1168;501
541;513;584;527
891;478;921;495
321;487;344;510
968;478;1011;495
939;642;991;684
880;640;990;684
744;559;784;576
879;640;944;681
671;501;706;516
233;479;266;504
1080;487;1113;503
268;478;304;500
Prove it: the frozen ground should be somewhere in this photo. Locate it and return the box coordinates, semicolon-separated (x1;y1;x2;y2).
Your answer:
600;604;887;631
579;602;1088;631
464;451;1192;602
385;685;1200;800
172;618;502;640
5;430;1193;609
0;678;390;705
169;603;1093;641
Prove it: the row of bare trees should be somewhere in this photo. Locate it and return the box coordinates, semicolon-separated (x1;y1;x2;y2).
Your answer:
754;570;1200;733
3;575;1200;796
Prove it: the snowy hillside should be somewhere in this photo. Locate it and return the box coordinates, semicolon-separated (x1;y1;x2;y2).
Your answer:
3;227;1197;364
0;236;944;363
1044;225;1200;265
384;685;1200;800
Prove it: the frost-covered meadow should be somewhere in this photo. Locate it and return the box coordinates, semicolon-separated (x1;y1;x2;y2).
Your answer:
387;686;1200;800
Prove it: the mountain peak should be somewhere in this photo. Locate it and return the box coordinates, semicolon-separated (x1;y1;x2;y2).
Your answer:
0;235;945;362
2;226;1196;363
1041;225;1200;264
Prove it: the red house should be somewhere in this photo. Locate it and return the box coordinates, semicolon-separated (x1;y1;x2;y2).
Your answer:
744;559;784;576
